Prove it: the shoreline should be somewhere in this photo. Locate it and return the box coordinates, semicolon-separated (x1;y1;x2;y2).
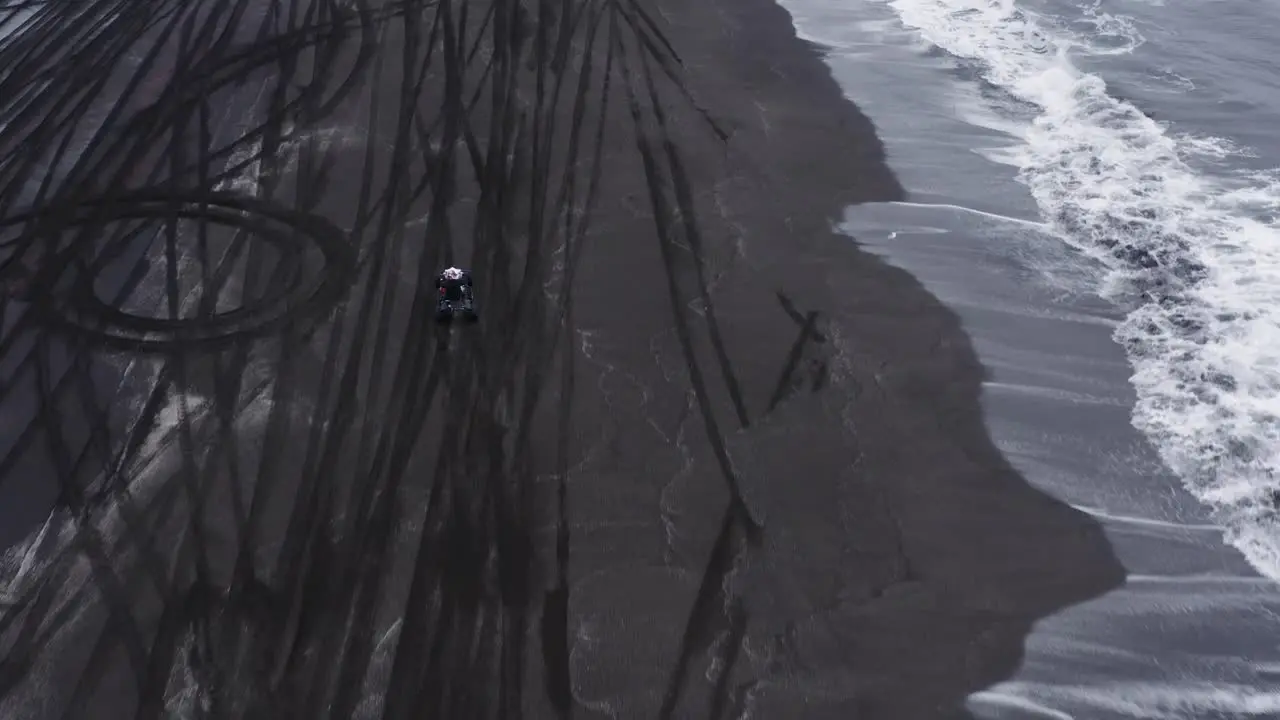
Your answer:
534;0;1128;715
0;0;1125;717
796;4;1280;717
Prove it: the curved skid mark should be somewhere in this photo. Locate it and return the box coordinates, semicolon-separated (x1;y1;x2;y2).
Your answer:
0;0;780;718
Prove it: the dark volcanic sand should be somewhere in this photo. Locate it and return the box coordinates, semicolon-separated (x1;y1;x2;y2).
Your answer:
0;0;1124;718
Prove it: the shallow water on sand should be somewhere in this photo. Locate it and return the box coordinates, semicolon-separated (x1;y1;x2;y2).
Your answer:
779;0;1280;717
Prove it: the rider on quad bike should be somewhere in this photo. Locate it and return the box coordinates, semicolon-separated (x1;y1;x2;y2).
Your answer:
435;266;477;321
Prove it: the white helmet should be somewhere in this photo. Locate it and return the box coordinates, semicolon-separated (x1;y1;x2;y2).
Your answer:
442;267;464;280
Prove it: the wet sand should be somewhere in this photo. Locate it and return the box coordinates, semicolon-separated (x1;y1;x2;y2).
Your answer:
0;0;1123;718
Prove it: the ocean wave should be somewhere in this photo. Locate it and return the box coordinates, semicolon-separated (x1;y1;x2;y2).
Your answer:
882;0;1280;581
972;681;1280;719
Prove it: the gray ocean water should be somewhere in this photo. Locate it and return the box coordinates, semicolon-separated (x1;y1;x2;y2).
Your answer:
778;0;1280;717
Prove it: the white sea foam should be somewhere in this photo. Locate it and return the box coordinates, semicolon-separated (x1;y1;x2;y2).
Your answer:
972;681;1280;719
1069;503;1221;532
881;0;1280;581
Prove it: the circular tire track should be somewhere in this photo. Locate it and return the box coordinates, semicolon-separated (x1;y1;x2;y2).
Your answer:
2;189;356;352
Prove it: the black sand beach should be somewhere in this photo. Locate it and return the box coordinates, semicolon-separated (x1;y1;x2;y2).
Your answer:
0;0;1124;718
